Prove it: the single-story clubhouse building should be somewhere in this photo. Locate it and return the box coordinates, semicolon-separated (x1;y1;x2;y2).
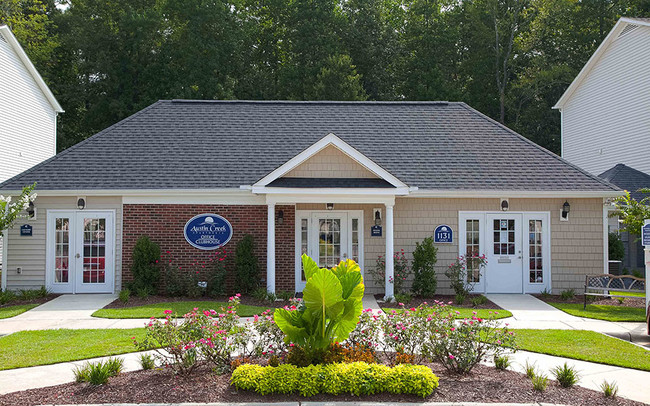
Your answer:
0;100;622;297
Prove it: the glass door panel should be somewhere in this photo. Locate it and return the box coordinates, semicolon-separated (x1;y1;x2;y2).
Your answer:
82;218;106;284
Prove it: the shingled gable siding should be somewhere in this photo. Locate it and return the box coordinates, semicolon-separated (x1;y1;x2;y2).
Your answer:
4;196;123;291
285;145;379;178
298;197;604;294
121;204;295;293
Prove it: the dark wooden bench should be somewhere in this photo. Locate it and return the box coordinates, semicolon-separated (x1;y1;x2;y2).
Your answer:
583;274;645;309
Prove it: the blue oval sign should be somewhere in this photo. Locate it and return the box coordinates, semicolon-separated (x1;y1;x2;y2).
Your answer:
184;213;233;250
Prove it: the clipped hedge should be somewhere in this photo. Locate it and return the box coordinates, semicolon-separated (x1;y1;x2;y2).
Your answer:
231;362;439;398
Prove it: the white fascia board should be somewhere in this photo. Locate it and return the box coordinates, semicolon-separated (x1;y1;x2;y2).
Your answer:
252;186;409;195
253;133;407;188
408;189;625;198
266;194;395;206
0;26;64;113
0;188;247;197
552;18;646;109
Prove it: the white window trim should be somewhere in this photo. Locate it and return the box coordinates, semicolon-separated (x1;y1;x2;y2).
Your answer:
458;211;551;294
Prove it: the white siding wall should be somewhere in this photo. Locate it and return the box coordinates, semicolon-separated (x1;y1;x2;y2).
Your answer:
0;32;57;183
4;196;123;292
562;25;650;176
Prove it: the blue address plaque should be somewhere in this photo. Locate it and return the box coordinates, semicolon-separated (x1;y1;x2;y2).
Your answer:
20;224;32;237
642;222;650;247
434;225;453;243
184;214;233;250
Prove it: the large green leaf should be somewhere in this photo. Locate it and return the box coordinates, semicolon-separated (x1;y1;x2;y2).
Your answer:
301;254;321;281
332;298;364;342
303;268;344;338
273;308;308;345
331;258;360;278
338;271;363;300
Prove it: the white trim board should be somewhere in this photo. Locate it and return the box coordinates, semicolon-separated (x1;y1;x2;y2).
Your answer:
253;133;407;189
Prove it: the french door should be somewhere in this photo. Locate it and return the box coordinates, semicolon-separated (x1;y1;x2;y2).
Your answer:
295;210;363;292
47;210;115;294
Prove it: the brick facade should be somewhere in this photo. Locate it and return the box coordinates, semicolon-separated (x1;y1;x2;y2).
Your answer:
122;204;295;293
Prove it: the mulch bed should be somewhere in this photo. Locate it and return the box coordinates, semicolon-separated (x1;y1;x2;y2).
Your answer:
0;294;59;310
534;294;645;308
103;295;287;310
376;294;504;310
0;361;643;406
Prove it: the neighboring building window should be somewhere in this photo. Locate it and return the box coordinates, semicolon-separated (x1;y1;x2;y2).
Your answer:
529;219;543;283
351;218;359;263
55;217;70;283
466;219;480;282
493;219;515;255
301;218;308;281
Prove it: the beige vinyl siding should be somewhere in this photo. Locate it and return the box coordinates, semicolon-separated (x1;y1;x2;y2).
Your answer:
562;24;650;175
299;197;604;294
0;32;57;183
286;145;378;178
4;196;123;292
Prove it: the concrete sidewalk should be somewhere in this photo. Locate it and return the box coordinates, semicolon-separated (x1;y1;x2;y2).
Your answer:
486;294;649;347
0;294;150;334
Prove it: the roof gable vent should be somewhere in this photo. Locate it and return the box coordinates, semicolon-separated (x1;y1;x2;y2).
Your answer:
618;23;639;38
0;34;6;44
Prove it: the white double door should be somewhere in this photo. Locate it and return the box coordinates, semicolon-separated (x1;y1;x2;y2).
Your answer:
47;210;115;294
295;210;363;291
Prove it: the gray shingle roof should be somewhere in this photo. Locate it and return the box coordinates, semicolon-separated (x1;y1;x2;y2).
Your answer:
599;164;650;201
0;100;619;192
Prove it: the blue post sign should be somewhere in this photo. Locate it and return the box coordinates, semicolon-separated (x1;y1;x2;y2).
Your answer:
642;222;650;247
20;224;32;237
434;225;453;243
184;214;233;250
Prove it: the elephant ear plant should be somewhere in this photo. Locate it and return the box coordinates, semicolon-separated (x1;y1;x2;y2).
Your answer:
274;255;364;361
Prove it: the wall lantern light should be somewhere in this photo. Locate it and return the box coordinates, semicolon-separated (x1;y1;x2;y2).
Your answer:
27;201;35;218
561;200;570;220
500;198;509;211
326;203;334;211
374;208;382;226
277;210;284;225
77;197;86;210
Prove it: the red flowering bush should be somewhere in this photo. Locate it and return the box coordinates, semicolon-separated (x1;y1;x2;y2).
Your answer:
346;308;381;351
133;295;246;374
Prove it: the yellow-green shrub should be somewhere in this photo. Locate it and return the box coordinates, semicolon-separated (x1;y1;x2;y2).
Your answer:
231;361;439;398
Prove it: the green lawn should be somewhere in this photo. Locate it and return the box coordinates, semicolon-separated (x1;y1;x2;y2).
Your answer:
515;329;650;371
385;307;512;320
0;329;145;370
609;290;645;298
0;304;39;319
92;301;268;319
547;302;645;322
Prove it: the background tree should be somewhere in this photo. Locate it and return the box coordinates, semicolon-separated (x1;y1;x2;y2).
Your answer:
611;190;650;237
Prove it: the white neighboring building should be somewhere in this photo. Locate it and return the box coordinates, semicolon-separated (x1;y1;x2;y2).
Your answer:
554;17;650;176
0;25;63;184
0;25;63;268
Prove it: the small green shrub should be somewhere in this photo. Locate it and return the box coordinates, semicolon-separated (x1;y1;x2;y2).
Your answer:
265;291;277;303
632;269;643;278
560;289;575;301
234;234;259;294
231;362;439;397
616;297;625;304
139;354;155;370
207;257;227;297
471;295;488;307
524;360;537;379
608;232;625;262
411;236;438;297
445;254;487;300
394;292;412;304
540;288;551;298
252;287;268;301
551;362;580;388
454;292;467;305
129;236;161;295
0;289;16;305
73;358;123;385
164;264;186;297
493;354;511;371
600;380;618;398
276;290;293;301
17;289;40;301
136;287;150;299
119;289;131;303
36;286;49;298
532;373;548;392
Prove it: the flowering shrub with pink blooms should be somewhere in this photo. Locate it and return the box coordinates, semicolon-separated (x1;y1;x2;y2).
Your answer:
243;307;289;360
346;308;381;351
134;295;246;374
368;249;411;294
444;254;488;303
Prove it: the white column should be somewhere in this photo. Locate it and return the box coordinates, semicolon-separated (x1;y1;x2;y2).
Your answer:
385;204;394;300
267;203;276;294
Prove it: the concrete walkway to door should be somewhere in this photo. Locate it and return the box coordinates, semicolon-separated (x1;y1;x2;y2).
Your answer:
0;294;150;335
485;294;649;347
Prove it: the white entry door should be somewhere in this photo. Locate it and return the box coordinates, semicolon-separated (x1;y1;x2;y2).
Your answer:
486;213;523;293
47;211;115;294
295;210;363;292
